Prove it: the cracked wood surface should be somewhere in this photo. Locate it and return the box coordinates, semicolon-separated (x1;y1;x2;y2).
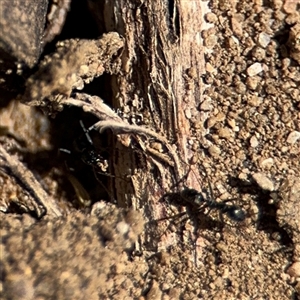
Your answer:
89;0;206;250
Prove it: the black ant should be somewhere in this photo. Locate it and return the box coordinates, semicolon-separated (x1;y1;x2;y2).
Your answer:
166;187;246;222
59;120;113;207
160;167;246;224
60;120;109;174
152;167;248;266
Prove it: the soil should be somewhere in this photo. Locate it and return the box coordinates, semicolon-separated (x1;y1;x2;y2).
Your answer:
0;1;300;299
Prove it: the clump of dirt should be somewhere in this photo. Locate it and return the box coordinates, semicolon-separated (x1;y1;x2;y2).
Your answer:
1;204;144;300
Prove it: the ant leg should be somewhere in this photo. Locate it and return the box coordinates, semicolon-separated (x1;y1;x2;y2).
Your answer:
79;120;93;145
167;163;194;192
154;210;187;223
59;148;71;155
149;211;191;249
92;167;117;204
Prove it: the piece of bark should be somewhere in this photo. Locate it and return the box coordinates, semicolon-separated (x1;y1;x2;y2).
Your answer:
87;0;206;249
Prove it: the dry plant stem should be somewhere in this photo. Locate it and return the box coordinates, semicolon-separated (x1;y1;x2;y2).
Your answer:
61;93;130;146
94;120;184;181
62;93;123;124
0;145;62;217
62;93;183;181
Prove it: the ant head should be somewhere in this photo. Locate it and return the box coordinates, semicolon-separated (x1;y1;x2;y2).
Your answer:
226;205;246;222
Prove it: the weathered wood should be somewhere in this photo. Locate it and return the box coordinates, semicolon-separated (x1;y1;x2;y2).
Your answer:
88;0;206;249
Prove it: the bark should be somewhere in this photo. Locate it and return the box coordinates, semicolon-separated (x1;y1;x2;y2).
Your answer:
88;0;207;249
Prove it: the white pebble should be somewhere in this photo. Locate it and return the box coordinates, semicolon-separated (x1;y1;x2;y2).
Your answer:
250;135;259;148
252;172;274;191
247;63;263;76
287;131;300;144
116;221;130;235
258;32;271;48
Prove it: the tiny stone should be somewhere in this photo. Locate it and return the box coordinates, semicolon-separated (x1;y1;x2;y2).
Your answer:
231;16;243;37
205;62;215;73
259;158;274;169
208;145;221;157
285;13;300;25
281;146;289;153
79;65;89;75
247;63;263;76
205;12;218;24
250;135;259;147
258;32;271;48
251;47;266;61
204;35;218;48
246;77;259;90
283;1;299;14
287;262;300;278
247;94;261;106
218;127;232;139
287;131;300;144
252;172;274;191
227;118;236;130
184;108;192;119
207;112;226;128
116;222;130;235
295;281;300;294
200;99;212;111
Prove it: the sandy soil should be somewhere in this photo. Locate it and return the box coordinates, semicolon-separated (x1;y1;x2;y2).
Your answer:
0;1;300;299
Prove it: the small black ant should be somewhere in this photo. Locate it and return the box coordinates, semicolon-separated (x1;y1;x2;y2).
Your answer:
59;120;114;207
151;167;247;267
174;187;246;222
160;167;246;223
60;120;108;173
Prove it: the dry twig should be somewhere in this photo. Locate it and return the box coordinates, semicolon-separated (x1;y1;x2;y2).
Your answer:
0;144;62;217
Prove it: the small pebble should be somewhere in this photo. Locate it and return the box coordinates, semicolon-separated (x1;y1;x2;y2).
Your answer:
205;12;218;24
208;145;221;157
258;32;271;48
250;135;259;148
116;221;130;235
287;262;300;278
259;158;274;169
204;35;218;48
247;63;263;76
252;172;274;191
218;127;232;139
200;99;212;111
205;62;216;73
287;131;300;144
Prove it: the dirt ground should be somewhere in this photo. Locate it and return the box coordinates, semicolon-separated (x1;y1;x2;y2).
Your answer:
0;1;300;299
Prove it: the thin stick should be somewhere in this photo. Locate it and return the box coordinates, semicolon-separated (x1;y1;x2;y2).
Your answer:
0;145;62;218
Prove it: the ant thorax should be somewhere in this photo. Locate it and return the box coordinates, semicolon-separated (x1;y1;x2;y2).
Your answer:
179;188;208;208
